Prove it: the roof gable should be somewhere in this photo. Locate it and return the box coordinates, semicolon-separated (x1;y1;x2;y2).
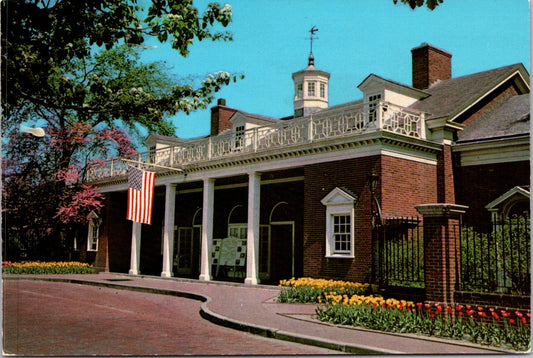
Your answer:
321;187;357;206
229;110;279;126
485;186;530;211
410;63;530;121
358;74;429;100
457;94;530;142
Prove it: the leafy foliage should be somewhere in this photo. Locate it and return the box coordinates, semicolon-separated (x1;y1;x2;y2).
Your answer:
460;215;531;295
316;300;531;351
393;0;443;10
2;0;242;261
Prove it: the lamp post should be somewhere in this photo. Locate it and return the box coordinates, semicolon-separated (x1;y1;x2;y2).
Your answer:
368;171;382;286
368;172;382;229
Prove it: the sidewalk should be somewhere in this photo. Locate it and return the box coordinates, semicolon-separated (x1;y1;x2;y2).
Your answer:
3;272;512;354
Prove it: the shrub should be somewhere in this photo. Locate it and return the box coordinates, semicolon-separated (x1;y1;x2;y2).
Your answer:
2;261;98;274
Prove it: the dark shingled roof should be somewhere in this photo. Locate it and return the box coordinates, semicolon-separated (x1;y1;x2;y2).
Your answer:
456;94;530;142
410;63;527;120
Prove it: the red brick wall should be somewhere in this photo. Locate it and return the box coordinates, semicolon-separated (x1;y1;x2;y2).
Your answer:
303;154;439;282
380;155;438;217
97;191;132;273
412;44;452;90
456;160;530;227
303;156;379;282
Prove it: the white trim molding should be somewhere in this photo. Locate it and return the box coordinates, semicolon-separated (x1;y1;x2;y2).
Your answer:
321;187;357;258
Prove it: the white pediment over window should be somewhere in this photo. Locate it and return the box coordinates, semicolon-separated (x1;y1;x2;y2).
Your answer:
321;187;357;206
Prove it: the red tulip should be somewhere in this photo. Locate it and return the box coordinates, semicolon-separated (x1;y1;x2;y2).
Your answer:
446;306;453;314
455;305;463;311
522;317;527;324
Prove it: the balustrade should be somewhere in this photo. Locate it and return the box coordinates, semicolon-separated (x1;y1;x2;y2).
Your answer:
86;101;426;181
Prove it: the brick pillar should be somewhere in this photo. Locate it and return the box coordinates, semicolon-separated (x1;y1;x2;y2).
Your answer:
437;144;456;203
415;204;468;304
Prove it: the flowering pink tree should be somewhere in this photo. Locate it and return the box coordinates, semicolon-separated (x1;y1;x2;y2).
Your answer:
3;0;242;260
2;122;136;260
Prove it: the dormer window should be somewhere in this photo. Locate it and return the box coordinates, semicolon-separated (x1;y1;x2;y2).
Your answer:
234;125;245;149
308;82;316;97
368;94;382;122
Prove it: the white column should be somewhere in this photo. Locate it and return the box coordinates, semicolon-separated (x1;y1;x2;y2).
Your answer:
161;183;176;277
199;178;215;281
245;172;261;285
128;221;142;275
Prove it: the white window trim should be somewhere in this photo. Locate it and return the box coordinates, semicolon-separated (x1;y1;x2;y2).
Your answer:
321;188;357;258
87;212;101;252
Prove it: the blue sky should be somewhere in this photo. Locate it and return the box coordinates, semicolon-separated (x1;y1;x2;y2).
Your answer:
140;0;530;139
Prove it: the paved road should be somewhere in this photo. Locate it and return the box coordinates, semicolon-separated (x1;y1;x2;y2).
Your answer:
3;280;340;356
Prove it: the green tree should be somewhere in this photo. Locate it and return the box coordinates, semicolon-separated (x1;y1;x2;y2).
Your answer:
393;0;442;10
1;0;242;260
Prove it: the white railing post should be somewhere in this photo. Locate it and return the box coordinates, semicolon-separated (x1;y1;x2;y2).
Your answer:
207;137;212;160
308;116;314;143
253;127;258;152
110;160;114;177
419;112;427;139
376;101;384;130
169;146;174;167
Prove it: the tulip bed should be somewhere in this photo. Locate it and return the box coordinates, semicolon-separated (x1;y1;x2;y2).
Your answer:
2;261;98;274
278;277;370;303
278;278;530;351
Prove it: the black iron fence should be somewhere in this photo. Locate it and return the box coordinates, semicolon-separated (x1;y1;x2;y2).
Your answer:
378;217;424;289
458;214;531;296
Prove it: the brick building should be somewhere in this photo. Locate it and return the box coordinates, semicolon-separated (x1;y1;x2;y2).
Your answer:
85;43;530;290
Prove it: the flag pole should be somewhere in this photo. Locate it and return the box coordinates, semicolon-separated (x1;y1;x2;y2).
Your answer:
121;158;183;172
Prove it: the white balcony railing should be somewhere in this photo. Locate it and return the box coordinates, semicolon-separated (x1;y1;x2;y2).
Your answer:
86;101;426;182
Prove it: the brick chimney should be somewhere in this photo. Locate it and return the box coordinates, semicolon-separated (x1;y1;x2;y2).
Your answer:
210;99;237;136
411;43;452;90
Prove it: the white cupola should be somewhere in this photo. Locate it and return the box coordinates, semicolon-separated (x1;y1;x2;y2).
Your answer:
291;30;330;118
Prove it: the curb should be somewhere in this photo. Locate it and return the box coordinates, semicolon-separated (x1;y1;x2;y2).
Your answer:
5;276;390;354
4;275;519;354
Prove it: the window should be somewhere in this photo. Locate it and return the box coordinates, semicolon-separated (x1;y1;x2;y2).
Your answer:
320;83;326;98
333;214;351;253
234;125;245;149
321;188;357;258
368;94;382;122
296;83;303;99
307;82;315;97
87;212;101;252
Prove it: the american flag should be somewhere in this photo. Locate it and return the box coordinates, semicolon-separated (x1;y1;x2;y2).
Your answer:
127;167;156;225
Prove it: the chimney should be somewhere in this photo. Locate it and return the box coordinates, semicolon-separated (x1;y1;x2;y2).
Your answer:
411;43;452;90
210;99;236;136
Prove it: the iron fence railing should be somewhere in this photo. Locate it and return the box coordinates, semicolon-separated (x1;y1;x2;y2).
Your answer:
378;217;424;288
458;214;531;296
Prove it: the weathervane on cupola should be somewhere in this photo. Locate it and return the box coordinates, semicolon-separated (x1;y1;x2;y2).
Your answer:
291;25;330;117
308;25;318;66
